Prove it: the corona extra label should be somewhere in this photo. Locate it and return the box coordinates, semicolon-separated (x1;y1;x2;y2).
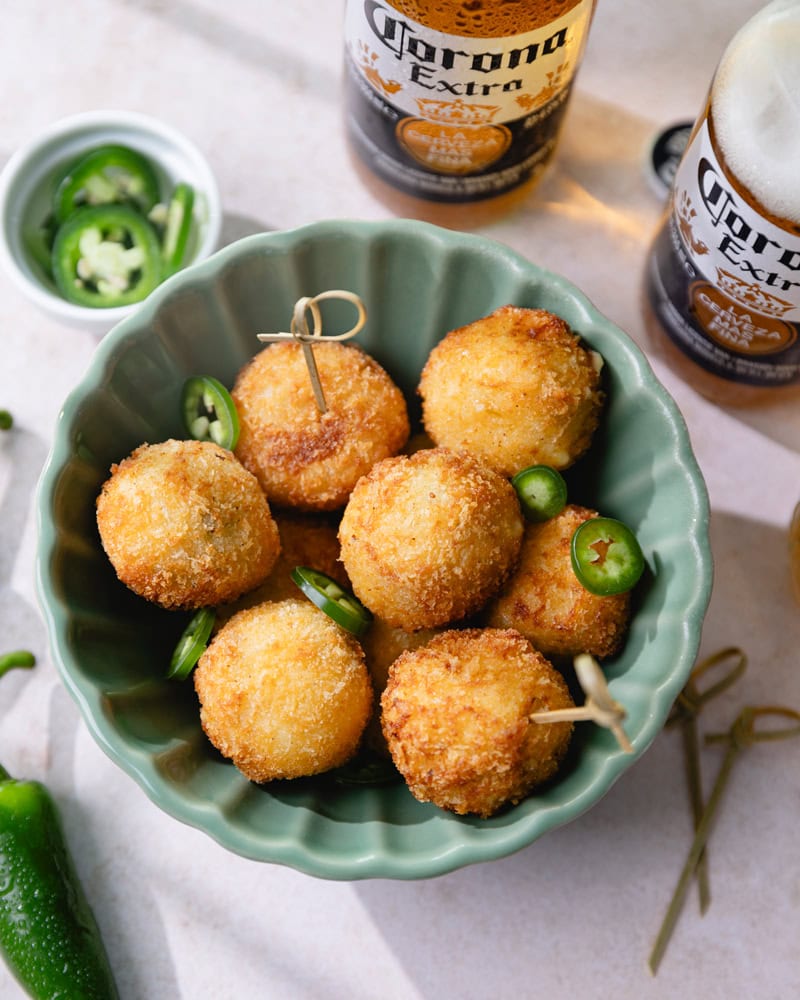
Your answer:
344;0;594;202
648;117;800;387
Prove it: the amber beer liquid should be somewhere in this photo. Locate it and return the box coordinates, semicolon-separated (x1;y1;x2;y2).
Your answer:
645;0;800;406
343;0;596;226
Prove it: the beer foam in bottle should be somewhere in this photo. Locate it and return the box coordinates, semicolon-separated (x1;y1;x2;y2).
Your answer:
644;0;800;404
711;0;800;229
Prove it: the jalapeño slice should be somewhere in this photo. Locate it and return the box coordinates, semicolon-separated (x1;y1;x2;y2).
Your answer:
291;567;372;637
23;212;59;280
570;516;645;596
168;608;215;680
181;376;240;450
511;465;568;522
162;181;195;276
51;204;162;307
53;143;160;223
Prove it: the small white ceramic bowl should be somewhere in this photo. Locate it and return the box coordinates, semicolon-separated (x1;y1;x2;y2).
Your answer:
0;109;221;335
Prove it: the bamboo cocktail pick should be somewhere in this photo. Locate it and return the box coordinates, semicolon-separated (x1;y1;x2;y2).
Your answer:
530;653;634;754
257;290;367;414
666;646;747;914
648;703;800;975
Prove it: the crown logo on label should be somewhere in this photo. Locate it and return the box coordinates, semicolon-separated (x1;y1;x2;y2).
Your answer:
415;98;500;126
715;268;794;317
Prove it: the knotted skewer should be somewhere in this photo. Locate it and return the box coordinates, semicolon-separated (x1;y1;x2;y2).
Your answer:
530;653;634;753
257;290;367;414
666;646;747;913
649;703;800;975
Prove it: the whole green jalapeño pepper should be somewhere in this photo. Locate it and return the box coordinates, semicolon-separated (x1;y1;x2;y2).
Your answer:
0;764;119;999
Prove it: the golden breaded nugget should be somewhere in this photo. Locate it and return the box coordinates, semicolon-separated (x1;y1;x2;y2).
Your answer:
233;341;409;511
216;509;348;623
339;447;523;631
96;439;279;610
359;616;440;757
195;599;372;781
419;305;604;475
485;504;630;660
382;628;574;817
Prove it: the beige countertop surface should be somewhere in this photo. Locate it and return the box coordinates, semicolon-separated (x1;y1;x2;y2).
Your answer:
1;2;798;998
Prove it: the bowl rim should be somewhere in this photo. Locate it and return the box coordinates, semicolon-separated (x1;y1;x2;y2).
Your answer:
0;108;221;326
34;218;713;879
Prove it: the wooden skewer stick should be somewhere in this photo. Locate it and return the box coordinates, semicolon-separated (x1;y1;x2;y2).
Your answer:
666;646;747;914
648;704;800;975
530;653;634;754
257;290;367;415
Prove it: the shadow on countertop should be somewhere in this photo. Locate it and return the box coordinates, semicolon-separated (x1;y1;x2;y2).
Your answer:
352;509;800;1000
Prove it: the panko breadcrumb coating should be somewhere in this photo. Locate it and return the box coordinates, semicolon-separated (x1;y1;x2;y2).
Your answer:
419;305;604;475
485;504;631;660
232;341;410;511
339;447;524;631
96;439;280;610
360;617;440;756
382;628;574;817
403;430;435;455
194;599;373;782
215;510;348;624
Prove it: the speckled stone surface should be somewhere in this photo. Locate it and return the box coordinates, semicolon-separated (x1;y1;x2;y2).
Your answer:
1;2;798;998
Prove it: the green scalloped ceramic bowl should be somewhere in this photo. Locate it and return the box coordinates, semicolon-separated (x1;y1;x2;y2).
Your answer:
35;219;712;880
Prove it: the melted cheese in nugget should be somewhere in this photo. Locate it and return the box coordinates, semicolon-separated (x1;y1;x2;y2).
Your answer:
96;439;280;610
485;504;631;661
339;447;524;631
232;341;410;511
382;628;574;817
419;305;604;475
195;599;373;782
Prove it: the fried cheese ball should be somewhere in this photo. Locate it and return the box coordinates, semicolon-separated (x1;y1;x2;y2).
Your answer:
403;430;435;455
485;504;631;660
194;599;373;782
232;341;410;511
382;628;574;817
215;510;348;624
96;439;280;610
339;447;524;631
360;617;440;757
419;305;604;475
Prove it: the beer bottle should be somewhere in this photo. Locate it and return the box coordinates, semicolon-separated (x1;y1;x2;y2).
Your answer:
644;0;800;406
343;0;597;228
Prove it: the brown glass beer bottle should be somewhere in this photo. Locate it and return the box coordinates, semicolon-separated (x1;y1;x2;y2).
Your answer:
343;0;597;227
644;0;800;407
